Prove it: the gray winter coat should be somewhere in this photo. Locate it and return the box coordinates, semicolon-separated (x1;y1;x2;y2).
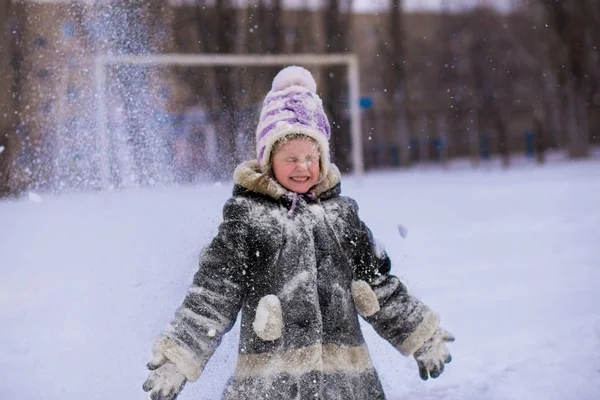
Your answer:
152;160;440;400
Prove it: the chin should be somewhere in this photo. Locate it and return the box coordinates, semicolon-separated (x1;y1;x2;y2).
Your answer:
290;185;309;193
287;181;312;193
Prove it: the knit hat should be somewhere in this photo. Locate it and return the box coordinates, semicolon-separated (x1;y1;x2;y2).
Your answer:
256;66;331;177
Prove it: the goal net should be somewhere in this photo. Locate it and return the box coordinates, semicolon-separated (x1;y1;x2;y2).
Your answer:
94;53;363;189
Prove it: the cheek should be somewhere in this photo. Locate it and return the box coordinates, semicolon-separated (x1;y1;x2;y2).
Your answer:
273;162;293;180
309;162;320;179
309;161;320;174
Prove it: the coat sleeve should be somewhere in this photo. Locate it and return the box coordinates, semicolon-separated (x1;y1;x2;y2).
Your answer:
343;198;440;357
152;198;250;382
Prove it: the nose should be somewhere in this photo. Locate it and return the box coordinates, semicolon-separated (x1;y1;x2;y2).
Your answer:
295;161;309;171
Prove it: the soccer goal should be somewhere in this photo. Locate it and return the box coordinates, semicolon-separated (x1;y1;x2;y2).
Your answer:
94;53;363;189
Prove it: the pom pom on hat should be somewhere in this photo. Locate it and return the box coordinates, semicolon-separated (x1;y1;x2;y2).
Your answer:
271;66;317;93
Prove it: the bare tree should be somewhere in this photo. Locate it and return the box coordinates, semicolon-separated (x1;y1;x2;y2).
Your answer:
509;0;560;163
242;0;284;118
241;0;284;160
172;0;287;177
322;0;353;172
539;0;599;158
0;1;28;195
0;0;14;196
381;0;411;167
461;7;521;168
172;0;241;178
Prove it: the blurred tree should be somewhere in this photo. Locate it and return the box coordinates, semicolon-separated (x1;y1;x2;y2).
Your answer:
235;0;285;163
173;0;274;178
291;3;316;53
508;0;561;163
0;0;14;196
257;0;283;56
413;6;515;168
432;0;456;166
175;0;240;179
381;0;411;167
465;7;514;167
0;1;27;195
539;0;599;158
533;111;545;163
242;0;284;140
322;0;353;172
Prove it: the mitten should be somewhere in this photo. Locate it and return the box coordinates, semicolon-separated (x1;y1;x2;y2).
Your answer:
143;353;187;400
413;327;454;380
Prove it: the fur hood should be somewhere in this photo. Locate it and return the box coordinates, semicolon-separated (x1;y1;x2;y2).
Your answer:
233;159;341;200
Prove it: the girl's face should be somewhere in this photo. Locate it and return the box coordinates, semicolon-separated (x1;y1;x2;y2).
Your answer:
272;137;320;193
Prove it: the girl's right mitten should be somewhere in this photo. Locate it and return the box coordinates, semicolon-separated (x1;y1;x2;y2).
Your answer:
143;353;187;400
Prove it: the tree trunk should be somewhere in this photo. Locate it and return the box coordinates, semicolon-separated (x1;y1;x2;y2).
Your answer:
533;113;546;164
469;110;480;168
564;82;587;158
212;0;239;178
395;95;411;167
543;70;562;148
437;114;449;167
418;117;428;163
323;0;352;172
381;0;411;167
0;0;14;196
542;0;592;159
576;93;589;157
2;2;28;194
496;117;510;168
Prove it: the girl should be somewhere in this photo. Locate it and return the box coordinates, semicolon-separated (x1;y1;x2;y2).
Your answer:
143;66;454;400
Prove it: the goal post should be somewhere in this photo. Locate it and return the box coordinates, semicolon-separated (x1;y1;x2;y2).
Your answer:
94;53;363;189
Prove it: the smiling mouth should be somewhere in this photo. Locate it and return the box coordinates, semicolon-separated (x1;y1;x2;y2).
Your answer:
290;177;309;182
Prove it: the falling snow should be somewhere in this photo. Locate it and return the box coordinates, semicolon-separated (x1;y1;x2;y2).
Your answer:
27;192;42;203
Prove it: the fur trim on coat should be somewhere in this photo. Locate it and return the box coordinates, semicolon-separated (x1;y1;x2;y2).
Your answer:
233;159;341;199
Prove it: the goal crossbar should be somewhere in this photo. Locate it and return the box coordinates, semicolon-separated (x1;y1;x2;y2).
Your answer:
94;53;363;188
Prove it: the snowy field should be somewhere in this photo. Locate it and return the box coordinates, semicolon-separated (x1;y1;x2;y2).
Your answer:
1;155;599;400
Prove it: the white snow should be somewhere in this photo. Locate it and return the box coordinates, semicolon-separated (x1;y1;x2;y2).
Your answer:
27;191;42;203
0;146;4;154
373;238;386;258
1;155;599;400
397;224;409;239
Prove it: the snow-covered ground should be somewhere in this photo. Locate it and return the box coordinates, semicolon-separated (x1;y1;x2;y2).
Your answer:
1;155;599;400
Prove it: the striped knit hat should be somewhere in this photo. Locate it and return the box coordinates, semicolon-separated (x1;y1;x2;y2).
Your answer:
256;66;331;177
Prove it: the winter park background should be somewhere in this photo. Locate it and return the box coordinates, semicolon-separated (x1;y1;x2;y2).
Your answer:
2;0;600;399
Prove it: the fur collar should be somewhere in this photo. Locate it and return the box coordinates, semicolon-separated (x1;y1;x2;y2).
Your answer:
233;160;341;200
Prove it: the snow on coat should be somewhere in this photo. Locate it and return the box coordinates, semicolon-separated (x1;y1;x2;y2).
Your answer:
152;160;440;399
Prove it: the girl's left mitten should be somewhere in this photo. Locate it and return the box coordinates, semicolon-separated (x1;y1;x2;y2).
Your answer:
413;327;455;381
